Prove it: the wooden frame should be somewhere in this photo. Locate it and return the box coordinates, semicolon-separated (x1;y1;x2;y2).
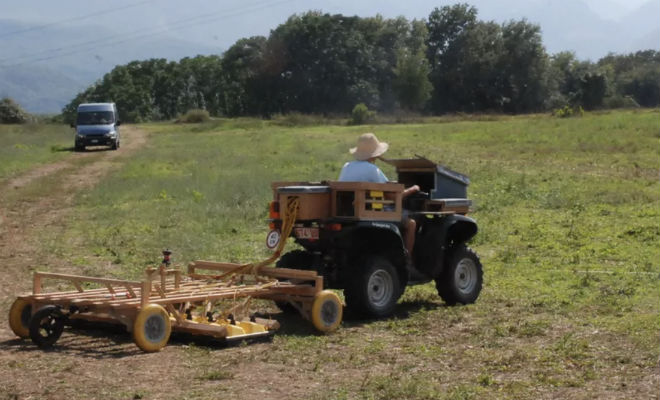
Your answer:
329;181;404;222
15;261;327;350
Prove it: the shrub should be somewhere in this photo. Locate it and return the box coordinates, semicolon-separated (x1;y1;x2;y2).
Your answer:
0;97;30;124
177;109;210;123
553;105;584;118
350;103;376;125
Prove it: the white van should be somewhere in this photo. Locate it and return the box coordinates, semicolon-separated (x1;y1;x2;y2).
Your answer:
71;103;121;151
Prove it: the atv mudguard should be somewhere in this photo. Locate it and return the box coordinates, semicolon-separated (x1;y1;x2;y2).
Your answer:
414;214;478;278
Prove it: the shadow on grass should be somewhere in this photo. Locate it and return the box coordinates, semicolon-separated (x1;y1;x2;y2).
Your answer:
0;319;274;358
0;300;447;357
0;322;140;359
266;298;447;337
76;146;115;153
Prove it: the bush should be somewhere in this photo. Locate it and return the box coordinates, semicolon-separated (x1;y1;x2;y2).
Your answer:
176;109;210;123
553;105;584;118
0;97;30;124
350;103;376;125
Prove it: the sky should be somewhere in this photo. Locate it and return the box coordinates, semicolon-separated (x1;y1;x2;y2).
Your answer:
1;0;654;43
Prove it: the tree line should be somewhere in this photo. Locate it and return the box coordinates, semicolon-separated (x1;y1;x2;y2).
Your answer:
62;4;660;123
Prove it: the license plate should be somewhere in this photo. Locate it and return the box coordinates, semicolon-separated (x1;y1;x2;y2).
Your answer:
294;227;319;240
91;139;98;143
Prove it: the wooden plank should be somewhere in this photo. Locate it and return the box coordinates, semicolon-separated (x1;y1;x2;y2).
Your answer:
30;289;137;302
141;280;151;308
33;274;42;295
34;272;141;287
112;287;275;309
191;260;318;281
172;320;228;338
73;281;84;293
364;199;395;204
125;285;136;298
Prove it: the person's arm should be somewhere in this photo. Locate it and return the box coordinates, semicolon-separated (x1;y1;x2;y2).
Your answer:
402;185;420;197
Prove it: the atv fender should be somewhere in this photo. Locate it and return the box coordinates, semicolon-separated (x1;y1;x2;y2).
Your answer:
415;214;478;278
340;221;408;286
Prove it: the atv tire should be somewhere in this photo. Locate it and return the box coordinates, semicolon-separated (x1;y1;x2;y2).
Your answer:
435;244;483;305
344;255;401;318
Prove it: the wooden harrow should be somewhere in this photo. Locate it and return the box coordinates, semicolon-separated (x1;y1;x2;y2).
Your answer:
8;256;343;352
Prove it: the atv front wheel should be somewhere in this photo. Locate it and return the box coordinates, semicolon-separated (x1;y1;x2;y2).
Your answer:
345;255;401;318
435;245;483;305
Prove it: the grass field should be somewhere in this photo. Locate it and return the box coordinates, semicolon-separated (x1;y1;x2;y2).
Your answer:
1;109;658;399
0;123;73;181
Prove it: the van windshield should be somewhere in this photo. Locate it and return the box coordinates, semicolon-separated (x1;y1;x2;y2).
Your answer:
77;111;115;125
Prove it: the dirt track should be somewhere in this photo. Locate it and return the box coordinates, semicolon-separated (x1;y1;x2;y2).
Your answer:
0;126;147;298
0;126;191;400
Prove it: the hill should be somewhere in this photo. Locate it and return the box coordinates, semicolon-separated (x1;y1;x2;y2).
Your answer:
0;18;218;113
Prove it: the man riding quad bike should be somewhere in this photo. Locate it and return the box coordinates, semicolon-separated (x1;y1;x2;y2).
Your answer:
267;135;482;318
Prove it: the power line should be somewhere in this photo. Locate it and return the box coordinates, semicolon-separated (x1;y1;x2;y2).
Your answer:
0;0;155;39
0;0;295;68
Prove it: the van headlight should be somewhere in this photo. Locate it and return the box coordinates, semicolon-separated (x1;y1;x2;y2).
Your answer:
106;131;117;137
76;134;84;139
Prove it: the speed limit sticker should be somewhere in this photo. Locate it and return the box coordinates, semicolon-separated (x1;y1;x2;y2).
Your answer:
266;229;281;250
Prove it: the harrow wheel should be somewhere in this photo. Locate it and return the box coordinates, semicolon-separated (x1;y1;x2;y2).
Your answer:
8;299;32;338
29;305;65;348
133;304;171;352
311;290;343;333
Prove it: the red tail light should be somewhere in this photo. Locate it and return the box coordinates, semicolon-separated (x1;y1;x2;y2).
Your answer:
326;223;342;231
269;201;280;219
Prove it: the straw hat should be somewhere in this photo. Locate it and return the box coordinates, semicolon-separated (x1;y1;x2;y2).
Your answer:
350;133;389;161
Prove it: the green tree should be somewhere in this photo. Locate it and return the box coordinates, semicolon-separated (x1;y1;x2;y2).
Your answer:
498;19;550;113
425;4;478;112
0;97;30;124
393;20;432;111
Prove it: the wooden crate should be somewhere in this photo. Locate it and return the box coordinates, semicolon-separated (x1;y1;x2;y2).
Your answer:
329;181;404;222
277;185;331;220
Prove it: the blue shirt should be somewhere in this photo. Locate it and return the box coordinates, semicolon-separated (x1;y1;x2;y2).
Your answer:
338;161;388;183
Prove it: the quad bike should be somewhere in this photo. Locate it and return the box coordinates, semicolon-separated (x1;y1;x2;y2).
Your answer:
267;156;483;317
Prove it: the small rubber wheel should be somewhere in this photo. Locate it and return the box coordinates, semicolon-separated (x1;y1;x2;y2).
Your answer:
8;299;32;338
29;305;65;348
133;304;171;352
311;290;343;333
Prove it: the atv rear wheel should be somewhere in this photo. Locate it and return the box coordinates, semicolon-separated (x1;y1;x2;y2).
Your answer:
275;250;315;313
435;245;483;305
345;255;401;318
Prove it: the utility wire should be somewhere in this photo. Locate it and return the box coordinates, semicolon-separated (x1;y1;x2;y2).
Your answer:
0;0;155;39
0;0;294;68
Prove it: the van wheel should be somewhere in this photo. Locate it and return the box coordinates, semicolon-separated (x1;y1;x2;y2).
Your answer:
345;255;401;318
111;140;119;150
